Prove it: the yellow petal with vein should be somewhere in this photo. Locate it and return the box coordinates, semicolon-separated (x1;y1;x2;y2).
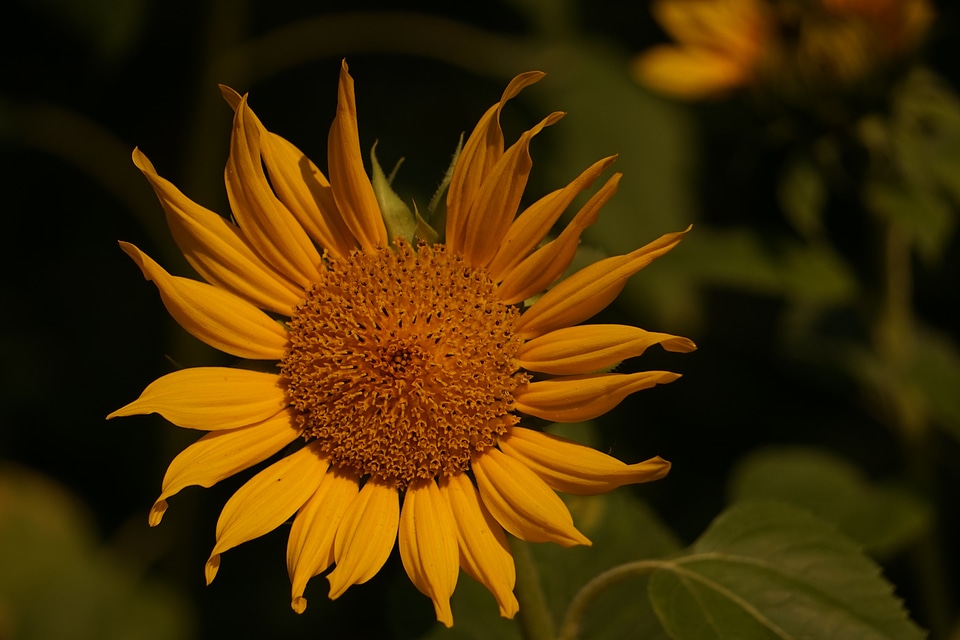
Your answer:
472;448;589;548
107;367;286;428
514;371;681;423
498;173;619;304
287;469;359;614
488;156;616;282
149;409;300;526
327;480;399;599
517;324;696;376
460;112;563;268
226;98;323;286
517;227;689;339
205;442;327;584
327;60;387;253
447;72;545;253
499;428;671;495
399;480;459;627
132;148;302;316
440;473;518;619
119;242;288;359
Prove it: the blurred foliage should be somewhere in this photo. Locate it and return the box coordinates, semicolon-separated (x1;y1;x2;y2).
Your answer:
0;465;195;640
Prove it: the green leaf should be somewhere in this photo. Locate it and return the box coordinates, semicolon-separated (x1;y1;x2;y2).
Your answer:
778;157;826;241
670;227;857;304
728;447;931;557
0;464;196;640
647;502;925;640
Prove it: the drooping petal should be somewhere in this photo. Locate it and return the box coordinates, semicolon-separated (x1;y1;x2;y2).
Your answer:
487;155;617;282
499;427;671;495
472;447;590;548
513;371;681;423
119;242;288;359
205;442;327;584
149;410;301;526
517;324;696;376
133;148;303;316
225;98;323;286
287;469;360;614
516;227;690;339
107;367;286;429
497;173;620;304
459;112;564;268
439;473;518;619
327;479;399;599
399;480;459;627
327;60;388;253
446;72;545;253
218;86;357;259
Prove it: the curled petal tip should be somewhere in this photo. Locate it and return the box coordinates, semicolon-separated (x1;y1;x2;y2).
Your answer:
292;597;307;614
204;555;221;585
148;499;168;527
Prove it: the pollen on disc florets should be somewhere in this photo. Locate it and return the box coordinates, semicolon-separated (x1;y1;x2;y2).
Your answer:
279;239;528;490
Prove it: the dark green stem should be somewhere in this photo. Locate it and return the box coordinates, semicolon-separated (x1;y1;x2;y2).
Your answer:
557;560;669;640
511;539;556;640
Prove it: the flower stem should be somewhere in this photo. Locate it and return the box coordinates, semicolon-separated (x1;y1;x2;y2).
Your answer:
557;560;670;640
511;539;556;640
873;215;951;638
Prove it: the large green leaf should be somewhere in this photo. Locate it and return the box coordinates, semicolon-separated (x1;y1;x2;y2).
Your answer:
728;447;930;557
647;502;925;640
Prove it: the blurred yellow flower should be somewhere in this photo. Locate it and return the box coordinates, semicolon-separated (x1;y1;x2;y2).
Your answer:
633;0;772;99
110;62;693;625
635;0;933;100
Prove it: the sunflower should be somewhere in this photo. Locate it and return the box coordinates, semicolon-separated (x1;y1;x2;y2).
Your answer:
109;61;693;627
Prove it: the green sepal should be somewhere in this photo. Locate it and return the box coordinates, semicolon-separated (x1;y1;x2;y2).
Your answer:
371;142;417;244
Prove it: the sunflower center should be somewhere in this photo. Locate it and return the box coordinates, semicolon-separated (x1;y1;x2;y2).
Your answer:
279;240;526;489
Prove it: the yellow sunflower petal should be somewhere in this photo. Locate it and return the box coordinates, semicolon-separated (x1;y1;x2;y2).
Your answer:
287;469;360;614
327;479;399;599
516;227;689;339
107;367;286;429
133;148;303;316
499;427;671;495
119;242;289;359
487;155;617;282
226;98;323;286
205;442;327;584
498;173;620;304
149;409;300;526
513;371;681;423
633;46;750;99
218;86;357;259
327;60;388;253
399;480;459;627
517;324;696;376
472;447;590;548
447;71;545;253
460;111;564;268
439;473;518;619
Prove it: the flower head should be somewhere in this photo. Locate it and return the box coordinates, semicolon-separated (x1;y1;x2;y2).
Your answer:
634;0;934;100
109;61;693;626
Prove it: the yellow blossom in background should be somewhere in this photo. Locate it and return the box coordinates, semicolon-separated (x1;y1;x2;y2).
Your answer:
635;0;934;100
109;61;693;626
633;0;771;99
